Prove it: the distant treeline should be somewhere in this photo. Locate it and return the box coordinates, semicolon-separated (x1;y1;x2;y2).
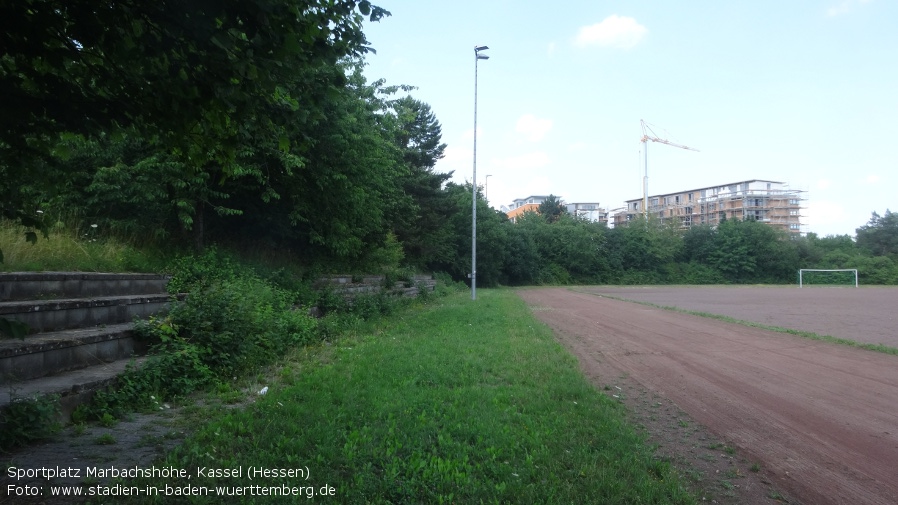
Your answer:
1;1;895;285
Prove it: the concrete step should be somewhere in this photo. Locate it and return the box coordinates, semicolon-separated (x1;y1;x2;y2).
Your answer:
0;294;173;333
0;356;149;422
0;272;170;301
0;323;146;384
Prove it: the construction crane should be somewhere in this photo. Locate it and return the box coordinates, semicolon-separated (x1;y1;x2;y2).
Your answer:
640;119;699;217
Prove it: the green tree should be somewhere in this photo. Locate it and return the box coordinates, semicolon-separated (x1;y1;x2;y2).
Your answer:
606;215;682;279
216;63;410;260
708;218;797;283
0;0;387;161
538;195;567;223
516;213;608;284
856;210;898;258
0;0;389;258
386;96;455;269
438;183;509;287
680;224;717;264
504;222;540;285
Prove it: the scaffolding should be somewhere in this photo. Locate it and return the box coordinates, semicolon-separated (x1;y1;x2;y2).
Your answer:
623;180;806;235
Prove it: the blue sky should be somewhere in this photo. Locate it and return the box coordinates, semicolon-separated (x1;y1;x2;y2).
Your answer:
360;0;897;237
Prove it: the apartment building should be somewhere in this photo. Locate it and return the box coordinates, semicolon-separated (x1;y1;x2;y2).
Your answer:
504;195;549;223
565;202;609;224
613;180;804;235
504;196;609;224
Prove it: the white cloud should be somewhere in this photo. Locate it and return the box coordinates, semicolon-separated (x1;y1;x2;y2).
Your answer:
827;0;872;17
575;15;647;49
492;151;551;171
515;114;553;142
816;179;833;190
547;42;557;56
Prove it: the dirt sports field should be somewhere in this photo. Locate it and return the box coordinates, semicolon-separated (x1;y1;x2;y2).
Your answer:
519;286;898;505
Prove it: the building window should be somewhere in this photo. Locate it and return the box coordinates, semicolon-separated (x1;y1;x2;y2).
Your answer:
789;199;799;205
675;195;680;204
790;210;798;216
790;224;800;230
688;193;694;202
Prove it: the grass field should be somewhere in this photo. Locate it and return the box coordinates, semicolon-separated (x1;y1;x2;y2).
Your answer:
125;289;695;504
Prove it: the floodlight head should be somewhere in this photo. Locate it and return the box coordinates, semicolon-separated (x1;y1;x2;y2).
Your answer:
475;45;489;52
476;54;490;60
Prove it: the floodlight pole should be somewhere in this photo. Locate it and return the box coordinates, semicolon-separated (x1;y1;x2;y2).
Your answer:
472;45;489;300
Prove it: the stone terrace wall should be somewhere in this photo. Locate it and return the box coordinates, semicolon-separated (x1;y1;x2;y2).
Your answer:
314;274;437;301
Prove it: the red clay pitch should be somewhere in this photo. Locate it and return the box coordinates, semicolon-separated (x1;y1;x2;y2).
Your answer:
579;285;898;348
519;287;898;505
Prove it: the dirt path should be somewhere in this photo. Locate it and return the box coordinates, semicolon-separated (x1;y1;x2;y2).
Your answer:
518;288;898;505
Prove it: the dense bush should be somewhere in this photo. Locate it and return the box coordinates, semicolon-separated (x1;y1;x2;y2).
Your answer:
0;394;61;451
455;210;898;287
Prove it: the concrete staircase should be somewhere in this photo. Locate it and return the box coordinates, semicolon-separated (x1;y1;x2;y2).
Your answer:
0;272;173;419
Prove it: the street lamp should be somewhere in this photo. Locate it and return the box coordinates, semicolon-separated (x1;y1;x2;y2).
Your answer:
485;174;492;206
472;45;489;301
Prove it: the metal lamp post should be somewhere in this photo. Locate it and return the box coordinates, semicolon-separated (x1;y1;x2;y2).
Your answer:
472;45;489;301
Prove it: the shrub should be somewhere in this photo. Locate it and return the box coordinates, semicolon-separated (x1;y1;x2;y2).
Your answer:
433;272;466;296
157;277;317;376
0;394;61;451
88;272;319;419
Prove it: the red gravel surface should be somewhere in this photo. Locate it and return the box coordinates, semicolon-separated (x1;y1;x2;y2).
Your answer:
519;287;898;505
578;286;898;348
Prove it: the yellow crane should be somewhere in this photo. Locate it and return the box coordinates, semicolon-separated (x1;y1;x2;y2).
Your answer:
640;119;699;217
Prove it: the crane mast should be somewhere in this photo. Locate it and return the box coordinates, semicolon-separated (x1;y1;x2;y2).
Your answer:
640;119;699;217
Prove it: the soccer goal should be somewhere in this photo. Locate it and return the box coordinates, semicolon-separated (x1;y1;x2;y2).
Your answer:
798;269;858;288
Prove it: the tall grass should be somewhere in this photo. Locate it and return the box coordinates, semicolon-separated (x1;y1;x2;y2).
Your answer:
126;290;695;504
0;219;165;272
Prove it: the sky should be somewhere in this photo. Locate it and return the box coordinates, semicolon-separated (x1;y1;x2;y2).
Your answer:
359;0;897;237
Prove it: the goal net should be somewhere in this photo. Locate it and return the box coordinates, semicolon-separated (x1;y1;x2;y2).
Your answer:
798;269;858;288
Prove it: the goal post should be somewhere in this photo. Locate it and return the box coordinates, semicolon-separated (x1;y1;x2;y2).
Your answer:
798;269;858;288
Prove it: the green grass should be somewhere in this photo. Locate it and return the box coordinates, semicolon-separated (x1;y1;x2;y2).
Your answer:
126;290;695;504
589;292;898;356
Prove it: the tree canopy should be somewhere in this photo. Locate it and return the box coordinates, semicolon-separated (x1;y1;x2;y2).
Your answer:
0;0;388;165
538;195;567;223
856;210;898;258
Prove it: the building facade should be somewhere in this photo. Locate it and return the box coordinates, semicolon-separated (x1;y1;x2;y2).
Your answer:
613;180;804;235
565;202;609;224
504;196;608;224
